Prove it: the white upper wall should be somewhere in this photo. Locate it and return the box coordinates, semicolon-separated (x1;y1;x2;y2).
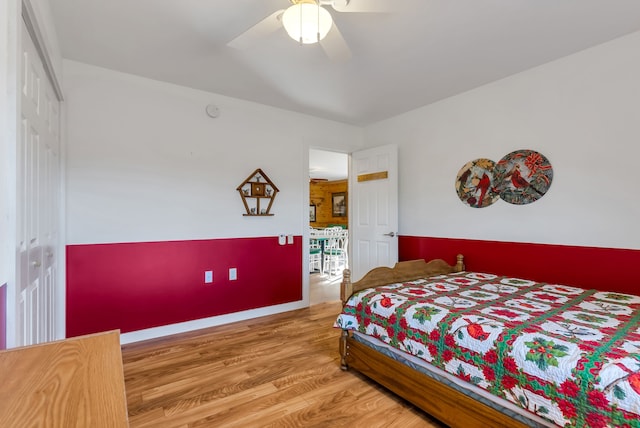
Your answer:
364;31;640;250
64;60;363;245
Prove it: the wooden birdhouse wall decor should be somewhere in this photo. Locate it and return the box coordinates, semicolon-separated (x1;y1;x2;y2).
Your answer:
237;168;279;216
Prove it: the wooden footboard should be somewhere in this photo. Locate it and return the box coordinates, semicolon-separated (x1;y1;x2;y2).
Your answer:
338;255;529;428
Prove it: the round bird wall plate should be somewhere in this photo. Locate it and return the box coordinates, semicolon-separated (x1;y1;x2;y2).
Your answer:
455;158;499;208
494;150;553;205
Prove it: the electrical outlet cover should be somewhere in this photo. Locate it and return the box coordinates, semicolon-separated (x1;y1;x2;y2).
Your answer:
204;270;213;283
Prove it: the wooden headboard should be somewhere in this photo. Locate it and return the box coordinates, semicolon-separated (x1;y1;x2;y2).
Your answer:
340;254;465;304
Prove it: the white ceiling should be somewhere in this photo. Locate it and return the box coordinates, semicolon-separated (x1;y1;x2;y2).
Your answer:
50;0;640;126
309;149;348;181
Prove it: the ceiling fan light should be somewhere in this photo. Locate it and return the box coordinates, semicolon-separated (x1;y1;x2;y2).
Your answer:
282;3;333;44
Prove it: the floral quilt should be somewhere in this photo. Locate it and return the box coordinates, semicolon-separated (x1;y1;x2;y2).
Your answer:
335;271;640;427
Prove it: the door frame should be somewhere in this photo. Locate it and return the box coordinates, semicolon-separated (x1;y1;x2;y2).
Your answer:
305;147;350;304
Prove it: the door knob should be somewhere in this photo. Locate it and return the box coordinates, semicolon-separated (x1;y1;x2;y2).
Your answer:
32;260;41;268
383;232;396;237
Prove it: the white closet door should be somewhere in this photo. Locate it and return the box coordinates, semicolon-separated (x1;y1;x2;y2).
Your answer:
17;19;60;346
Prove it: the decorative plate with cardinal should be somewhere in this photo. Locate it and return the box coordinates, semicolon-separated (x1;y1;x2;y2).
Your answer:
494;150;553;205
455;158;500;208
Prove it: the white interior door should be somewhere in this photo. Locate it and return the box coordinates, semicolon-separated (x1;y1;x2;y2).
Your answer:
349;144;398;282
17;19;60;346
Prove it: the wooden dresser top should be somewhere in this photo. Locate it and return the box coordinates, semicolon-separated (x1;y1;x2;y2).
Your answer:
0;330;129;427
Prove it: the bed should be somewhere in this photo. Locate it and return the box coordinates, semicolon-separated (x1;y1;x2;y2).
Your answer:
335;255;640;428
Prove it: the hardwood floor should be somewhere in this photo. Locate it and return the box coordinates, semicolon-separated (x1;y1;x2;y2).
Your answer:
309;272;340;305
122;301;446;427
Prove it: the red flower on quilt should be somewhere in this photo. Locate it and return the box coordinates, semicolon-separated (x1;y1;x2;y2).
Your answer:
429;330;440;342
585;412;609;428
356;302;363;313
557;399;577;419
408;289;427;295
363;317;371;327
558;380;580;398
502;375;518;389
588;390;610;410
396;331;406;342
503;356;518;373
388;314;397;325
399;317;408;330
386;325;395;338
428;343;438;357
482;366;496;381
364;305;372;315
445;334;456;347
442;349;454;362
484;350;498;364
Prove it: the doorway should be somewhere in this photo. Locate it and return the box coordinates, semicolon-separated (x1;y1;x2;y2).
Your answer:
308;149;348;305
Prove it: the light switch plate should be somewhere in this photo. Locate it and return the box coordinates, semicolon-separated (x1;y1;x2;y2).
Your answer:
229;268;237;281
287;234;294;244
204;270;213;283
278;234;286;245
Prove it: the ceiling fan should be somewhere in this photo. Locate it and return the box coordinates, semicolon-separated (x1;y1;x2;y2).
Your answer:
227;0;389;62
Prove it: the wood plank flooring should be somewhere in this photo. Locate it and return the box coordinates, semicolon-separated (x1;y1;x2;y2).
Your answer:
121;301;446;427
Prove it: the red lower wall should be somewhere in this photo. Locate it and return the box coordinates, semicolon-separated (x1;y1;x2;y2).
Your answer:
0;283;6;350
399;236;640;293
66;236;302;337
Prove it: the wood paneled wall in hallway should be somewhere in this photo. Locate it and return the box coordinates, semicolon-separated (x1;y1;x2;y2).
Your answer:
310;180;348;228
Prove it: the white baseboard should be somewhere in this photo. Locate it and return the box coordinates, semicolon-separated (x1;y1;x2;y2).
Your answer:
120;300;308;345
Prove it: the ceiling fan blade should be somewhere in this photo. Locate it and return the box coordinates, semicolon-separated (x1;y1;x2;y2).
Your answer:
227;9;284;50
326;0;391;13
320;24;352;62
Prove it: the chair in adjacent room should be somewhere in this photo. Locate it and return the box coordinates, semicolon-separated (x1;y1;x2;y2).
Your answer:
310;239;322;273
323;230;348;277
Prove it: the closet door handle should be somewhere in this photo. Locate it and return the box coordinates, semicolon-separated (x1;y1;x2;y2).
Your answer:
383;232;395;237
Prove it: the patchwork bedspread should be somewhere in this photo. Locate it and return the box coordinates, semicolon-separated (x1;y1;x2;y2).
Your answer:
335;271;640;427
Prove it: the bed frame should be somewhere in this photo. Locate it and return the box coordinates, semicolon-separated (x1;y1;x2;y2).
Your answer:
339;255;530;428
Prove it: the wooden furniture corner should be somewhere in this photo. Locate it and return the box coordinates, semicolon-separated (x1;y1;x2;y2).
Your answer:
0;330;129;427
